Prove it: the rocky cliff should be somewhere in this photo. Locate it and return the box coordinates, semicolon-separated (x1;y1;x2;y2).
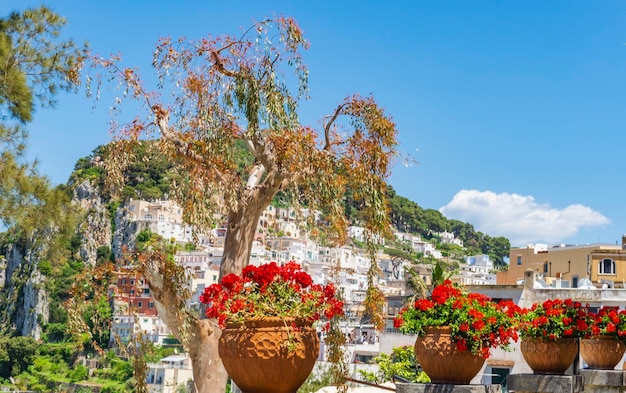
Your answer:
1;237;48;338
0;178;114;338
73;180;112;266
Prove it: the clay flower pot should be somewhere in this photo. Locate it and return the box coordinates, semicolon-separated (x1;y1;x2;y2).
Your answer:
414;326;486;384
218;317;319;393
520;337;579;375
580;337;626;370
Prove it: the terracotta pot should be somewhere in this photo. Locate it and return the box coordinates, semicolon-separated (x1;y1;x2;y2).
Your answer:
218;317;319;393
580;336;626;369
520;337;579;375
413;326;486;384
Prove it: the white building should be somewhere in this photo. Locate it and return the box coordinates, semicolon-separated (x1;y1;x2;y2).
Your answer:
146;354;194;393
459;255;496;285
110;314;172;346
258;205;277;230
249;242;271;266
174;251;222;304
174;251;212;271
266;238;320;264
348;226;385;245
465;254;493;270
413;240;443;259
394;232;422;250
395;231;443;259
439;230;464;247
350;226;367;242
127;199;193;243
276;220;300;238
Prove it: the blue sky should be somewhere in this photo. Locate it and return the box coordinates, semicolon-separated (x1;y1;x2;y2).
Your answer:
5;1;626;247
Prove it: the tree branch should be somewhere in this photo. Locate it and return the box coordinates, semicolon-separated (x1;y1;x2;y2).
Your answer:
246;162;265;189
210;50;236;77
152;104;226;179
322;102;349;151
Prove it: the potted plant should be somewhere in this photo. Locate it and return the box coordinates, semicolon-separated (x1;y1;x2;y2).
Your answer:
515;298;588;375
199;261;344;393
579;305;626;369
394;280;519;384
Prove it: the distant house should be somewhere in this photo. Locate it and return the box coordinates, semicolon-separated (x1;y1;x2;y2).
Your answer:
348;225;385;245
457;255;495;285
146;353;193;393
413;240;442;259
110;275;157;316
174;251;221;304
127;199;192;243
439;230;463;247
497;240;626;288
110;314;171;346
394;231;442;259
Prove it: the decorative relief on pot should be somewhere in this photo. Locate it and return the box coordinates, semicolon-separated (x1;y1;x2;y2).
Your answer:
219;317;319;393
414;326;486;384
520;337;578;375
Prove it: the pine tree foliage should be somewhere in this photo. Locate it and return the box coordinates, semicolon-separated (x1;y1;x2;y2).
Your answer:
0;5;89;342
0;5;86;230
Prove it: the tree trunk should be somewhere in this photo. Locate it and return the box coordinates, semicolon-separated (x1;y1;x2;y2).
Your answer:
146;258;229;393
145;183;279;392
188;320;228;393
220;188;275;279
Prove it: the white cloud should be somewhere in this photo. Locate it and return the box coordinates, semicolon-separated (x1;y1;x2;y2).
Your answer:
439;189;611;247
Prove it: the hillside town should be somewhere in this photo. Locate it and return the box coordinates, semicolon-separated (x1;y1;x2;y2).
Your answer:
104;198;626;393
107;198;495;392
109;198;484;338
5;4;626;393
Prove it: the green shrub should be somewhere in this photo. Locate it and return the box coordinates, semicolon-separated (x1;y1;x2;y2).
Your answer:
67;364;89;382
358;346;429;384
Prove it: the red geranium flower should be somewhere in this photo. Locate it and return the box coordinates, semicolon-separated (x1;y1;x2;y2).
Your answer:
395;280;518;358
515;298;589;340
579;305;626;340
200;261;344;331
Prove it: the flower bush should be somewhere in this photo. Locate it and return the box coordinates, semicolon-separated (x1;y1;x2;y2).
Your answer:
199;261;344;328
581;305;626;339
394;280;519;358
516;298;588;340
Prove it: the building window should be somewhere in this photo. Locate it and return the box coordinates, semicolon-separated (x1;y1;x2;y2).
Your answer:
138;301;143;308
149;302;154;309
490;367;511;387
543;262;548;274
516;256;522;266
599;258;616;275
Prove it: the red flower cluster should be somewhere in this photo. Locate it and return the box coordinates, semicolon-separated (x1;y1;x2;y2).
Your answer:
200;261;344;328
516;298;588;340
394;280;520;358
580;305;626;339
430;280;462;304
